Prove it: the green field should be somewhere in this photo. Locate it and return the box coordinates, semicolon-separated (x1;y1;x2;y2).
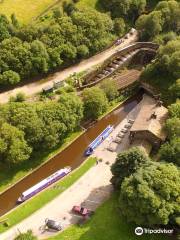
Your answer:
49;194;168;240
77;0;98;8
0;157;96;233
77;0;102;10
0;0;59;23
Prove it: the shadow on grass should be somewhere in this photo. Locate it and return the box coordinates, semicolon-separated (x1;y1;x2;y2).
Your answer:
53;193;169;240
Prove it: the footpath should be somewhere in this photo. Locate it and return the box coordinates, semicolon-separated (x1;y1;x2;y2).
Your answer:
0;32;138;104
0;101;141;240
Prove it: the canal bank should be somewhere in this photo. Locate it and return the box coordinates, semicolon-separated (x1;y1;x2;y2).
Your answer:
0;92;143;217
0;95;144;240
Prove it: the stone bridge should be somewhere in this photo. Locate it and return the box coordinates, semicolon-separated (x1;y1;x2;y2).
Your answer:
78;42;159;90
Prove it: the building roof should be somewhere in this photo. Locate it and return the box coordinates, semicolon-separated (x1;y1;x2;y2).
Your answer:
130;94;168;141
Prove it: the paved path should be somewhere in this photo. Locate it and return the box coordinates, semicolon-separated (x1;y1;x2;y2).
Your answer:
0;32;138;104
0;101;141;240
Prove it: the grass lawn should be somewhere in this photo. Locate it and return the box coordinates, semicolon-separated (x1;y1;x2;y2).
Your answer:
0;130;82;193
0;0;59;24
77;0;98;8
0;157;96;233
48;194;168;240
76;0;103;11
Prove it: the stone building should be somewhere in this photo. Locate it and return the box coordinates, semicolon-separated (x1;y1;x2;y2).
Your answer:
129;94;168;155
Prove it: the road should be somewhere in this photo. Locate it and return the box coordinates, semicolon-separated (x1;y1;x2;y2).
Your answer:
0;102;142;240
0;32;138;104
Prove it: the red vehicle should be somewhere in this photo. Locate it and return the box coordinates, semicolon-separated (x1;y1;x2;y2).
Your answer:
72;206;91;217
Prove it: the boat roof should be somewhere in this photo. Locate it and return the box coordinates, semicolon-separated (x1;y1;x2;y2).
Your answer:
22;168;68;197
89;125;113;148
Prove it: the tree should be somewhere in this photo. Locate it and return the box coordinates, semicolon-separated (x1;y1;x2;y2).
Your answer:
6;103;45;148
82;87;108;120
168;101;180;118
100;0;134;18
130;0;147;21
0;70;20;85
119;161;180;225
100;78;119;101
0;14;11;42
11;13;19;28
113;18;126;36
30;40;49;74
166;117;180;138
111;147;149;189
0;123;32;165
136;11;163;39
58;92;84;131
154;31;177;45
52;8;62;19
71;7;114;53
168;51;180;79
169;79;180;101
77;45;89;58
155;0;180;32
159;138;180;166
140;39;180;99
14;230;37;240
0;6;117;87
9;92;26;102
63;2;77;16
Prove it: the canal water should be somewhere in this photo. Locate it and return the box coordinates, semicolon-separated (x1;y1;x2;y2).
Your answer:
0;92;143;217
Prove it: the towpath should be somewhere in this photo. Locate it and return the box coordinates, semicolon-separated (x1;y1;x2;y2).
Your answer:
0;102;141;240
0;32;138;104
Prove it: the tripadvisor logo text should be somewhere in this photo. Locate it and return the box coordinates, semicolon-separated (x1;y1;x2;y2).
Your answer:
135;227;174;236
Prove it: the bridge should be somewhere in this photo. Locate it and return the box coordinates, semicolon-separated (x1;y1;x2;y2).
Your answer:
78;42;159;90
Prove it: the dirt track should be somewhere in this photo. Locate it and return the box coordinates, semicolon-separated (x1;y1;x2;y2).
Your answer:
0;32;138;104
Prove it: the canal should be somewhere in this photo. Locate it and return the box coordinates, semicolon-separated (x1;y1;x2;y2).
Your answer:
0;92;143;217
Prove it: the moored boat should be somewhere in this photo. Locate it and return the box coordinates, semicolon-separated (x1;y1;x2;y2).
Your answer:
17;167;71;203
85;125;114;156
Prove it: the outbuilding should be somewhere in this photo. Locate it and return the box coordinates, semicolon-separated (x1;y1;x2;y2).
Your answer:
42;85;54;93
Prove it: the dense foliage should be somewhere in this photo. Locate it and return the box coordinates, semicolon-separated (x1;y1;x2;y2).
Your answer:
99;0;147;21
0;93;83;165
136;0;180;40
159;138;180;166
0;5;118;86
159;101;180;166
111;147;149;188
100;78;119;101
119;161;180;225
82;86;108;120
141;38;180;101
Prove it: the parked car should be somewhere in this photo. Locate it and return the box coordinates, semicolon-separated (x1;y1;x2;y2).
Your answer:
45;218;62;231
72;206;93;217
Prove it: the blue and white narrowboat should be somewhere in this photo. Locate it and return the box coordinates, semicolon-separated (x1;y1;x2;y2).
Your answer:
85;125;114;156
17;167;71;203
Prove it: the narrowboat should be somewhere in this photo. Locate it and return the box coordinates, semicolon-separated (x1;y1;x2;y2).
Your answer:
17;167;71;203
85;125;114;156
